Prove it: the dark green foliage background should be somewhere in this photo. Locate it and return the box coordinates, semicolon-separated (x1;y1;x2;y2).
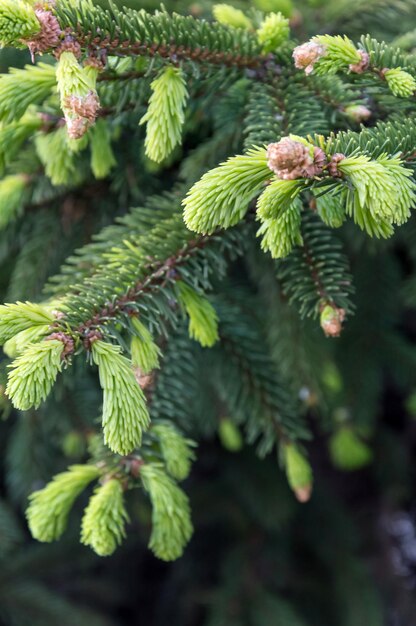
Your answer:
1;0;416;624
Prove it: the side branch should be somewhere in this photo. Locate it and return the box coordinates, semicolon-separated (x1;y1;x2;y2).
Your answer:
72;235;211;337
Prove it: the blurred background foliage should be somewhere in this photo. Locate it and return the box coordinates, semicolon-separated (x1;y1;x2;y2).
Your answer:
1;0;416;624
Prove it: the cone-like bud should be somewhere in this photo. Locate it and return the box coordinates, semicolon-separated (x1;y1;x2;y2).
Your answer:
294;35;362;76
329;427;373;471
319;303;346;337
133;367;155;390
344;104;371;123
26;8;61;58
327;153;346;177
56;51;100;139
218;418;243;452
267;137;326;180
283;443;313;502
293;41;326;74
348;50;369;73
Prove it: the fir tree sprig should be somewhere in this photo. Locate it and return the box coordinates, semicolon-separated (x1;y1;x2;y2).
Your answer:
6;338;67;411
81;478;129;556
0;0;414;578
152;422;196;481
383;67;416;97
26;464;100;542
35;127;82;186
257;12;290;54
3;325;50;359
0;301;54;344
0;62;56;124
176;282;219;347
55;2;266;69
91;339;150;455
140;463;193;561
294;33;416;99
130;317;161;374
183;129;416;246
139;65;188;163
338;154;416;235
0;0;41;47
183;147;271;233
256;179;304;221
213;4;253;30
276;211;354;326
49;207;247;338
257;198;303;259
0;175;30;230
90;119;116;179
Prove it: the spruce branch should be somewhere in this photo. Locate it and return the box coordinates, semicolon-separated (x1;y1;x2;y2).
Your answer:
53;213;246;338
55;2;269;70
294;33;416;99
212;297;308;454
276;211;354;329
0;0;415;575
